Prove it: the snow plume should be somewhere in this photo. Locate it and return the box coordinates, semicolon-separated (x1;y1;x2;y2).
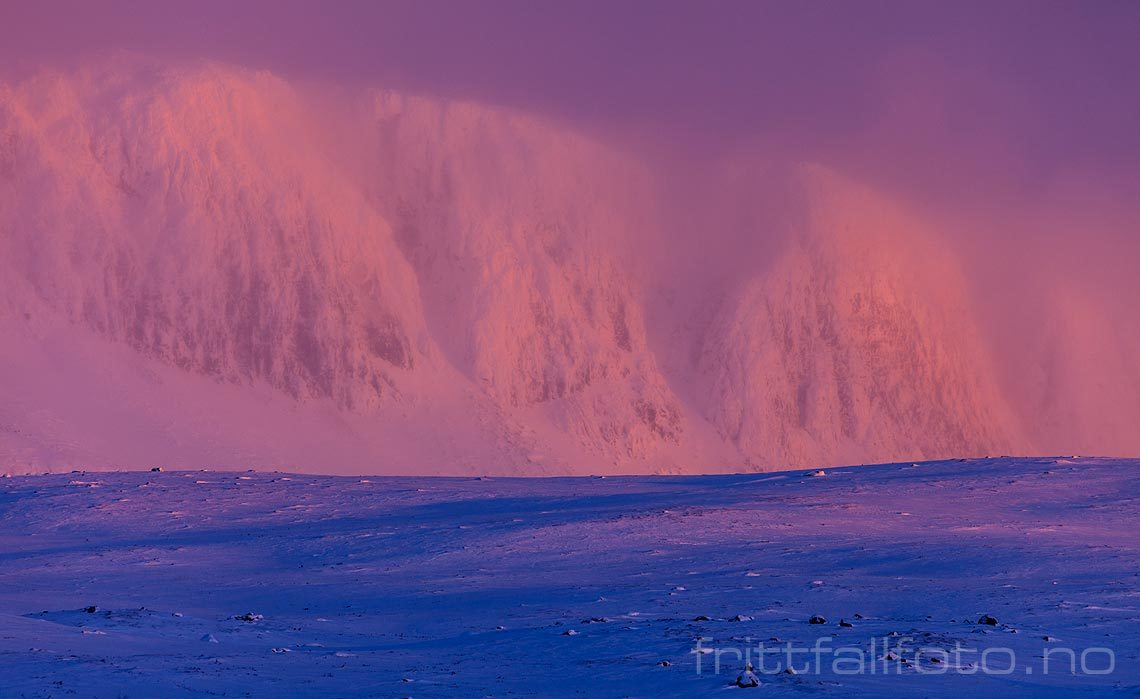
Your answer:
0;59;1135;474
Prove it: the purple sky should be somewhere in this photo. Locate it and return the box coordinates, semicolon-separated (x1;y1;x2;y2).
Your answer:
3;1;1138;190
2;0;1139;279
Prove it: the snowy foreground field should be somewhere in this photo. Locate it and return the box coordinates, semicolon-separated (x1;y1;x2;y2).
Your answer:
1;458;1137;697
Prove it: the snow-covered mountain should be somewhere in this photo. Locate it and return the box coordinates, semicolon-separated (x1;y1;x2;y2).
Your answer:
1;65;425;409
0;60;1133;474
0;61;691;474
693;168;1018;468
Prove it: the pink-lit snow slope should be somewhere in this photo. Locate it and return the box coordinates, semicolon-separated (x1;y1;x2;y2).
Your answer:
2;59;1139;475
0;456;1137;696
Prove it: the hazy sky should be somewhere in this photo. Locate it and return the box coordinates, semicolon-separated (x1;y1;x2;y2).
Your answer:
2;0;1138;289
3;1;1138;195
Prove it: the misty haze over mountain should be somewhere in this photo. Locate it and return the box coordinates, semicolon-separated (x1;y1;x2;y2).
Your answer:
1;57;1136;474
5;8;1140;699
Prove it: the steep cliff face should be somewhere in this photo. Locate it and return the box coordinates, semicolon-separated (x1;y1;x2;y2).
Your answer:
356;92;684;460
0;64;426;410
0;60;1131;475
695;169;1019;468
0;61;684;471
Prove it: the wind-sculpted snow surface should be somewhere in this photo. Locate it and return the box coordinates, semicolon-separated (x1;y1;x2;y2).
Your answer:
0;60;1135;474
0;458;1136;696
